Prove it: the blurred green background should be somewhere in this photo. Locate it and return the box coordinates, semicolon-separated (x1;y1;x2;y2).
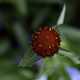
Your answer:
0;0;80;80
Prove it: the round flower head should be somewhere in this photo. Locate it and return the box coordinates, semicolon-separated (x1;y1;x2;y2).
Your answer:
32;26;61;57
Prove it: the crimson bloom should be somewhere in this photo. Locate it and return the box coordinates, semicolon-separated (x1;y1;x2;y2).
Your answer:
32;26;60;57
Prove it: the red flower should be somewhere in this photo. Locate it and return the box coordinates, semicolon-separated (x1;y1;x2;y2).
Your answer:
32;26;60;57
